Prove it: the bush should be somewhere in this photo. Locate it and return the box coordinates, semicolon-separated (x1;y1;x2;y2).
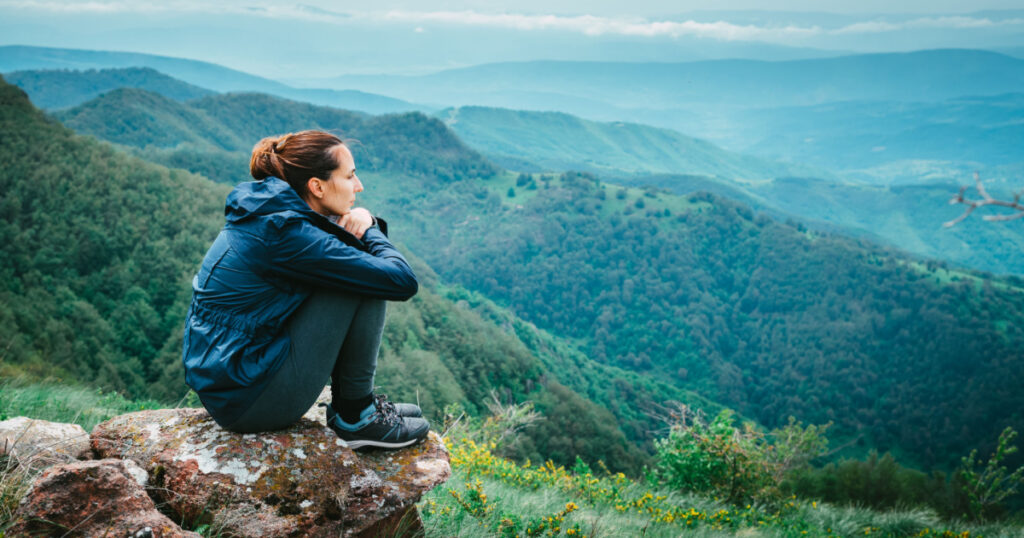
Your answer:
959;427;1024;521
649;408;830;506
649;408;777;504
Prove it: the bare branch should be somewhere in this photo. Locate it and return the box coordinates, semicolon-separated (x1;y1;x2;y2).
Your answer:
945;172;1024;227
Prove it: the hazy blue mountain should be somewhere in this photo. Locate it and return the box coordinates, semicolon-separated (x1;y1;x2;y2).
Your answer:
997;46;1024;59
438;106;824;180
716;94;1024;173
336;50;1024;111
5;67;213;110
0;45;422;115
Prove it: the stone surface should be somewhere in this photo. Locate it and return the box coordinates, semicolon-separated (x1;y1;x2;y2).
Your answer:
91;408;451;537
0;416;91;463
300;385;332;425
9;458;200;537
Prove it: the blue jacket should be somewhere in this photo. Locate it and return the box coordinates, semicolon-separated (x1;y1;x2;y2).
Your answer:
182;176;417;426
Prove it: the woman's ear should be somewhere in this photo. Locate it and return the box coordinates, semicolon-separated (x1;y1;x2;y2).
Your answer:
307;177;324;198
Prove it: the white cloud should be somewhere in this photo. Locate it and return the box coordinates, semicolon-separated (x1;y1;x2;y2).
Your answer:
378;10;822;41
2;2;1022;42
832;15;1024;34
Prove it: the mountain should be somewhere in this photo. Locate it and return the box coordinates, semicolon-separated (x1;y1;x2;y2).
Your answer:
56;89;497;185
28;76;1024;471
563;172;1024;276
438;106;823;180
57;88;243;150
372;168;1024;471
336;50;1024;111
0;46;422;115
4;67;213;110
1;75;721;472
719;93;1024;173
434;105;1024;276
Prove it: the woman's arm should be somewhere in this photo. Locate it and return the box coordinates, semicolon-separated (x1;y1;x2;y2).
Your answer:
266;219;418;300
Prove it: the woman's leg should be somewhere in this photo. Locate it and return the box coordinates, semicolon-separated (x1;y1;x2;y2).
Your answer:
223;290;384;433
331;297;386;404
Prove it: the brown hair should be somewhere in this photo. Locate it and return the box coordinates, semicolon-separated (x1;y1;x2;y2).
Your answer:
249;130;345;197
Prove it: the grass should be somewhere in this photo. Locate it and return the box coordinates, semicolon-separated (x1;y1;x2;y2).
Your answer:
419;436;1024;537
0;378;167;432
0;379;174;534
3;380;1024;537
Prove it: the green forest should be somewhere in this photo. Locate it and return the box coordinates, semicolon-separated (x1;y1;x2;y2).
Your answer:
24;81;1024;473
3;70;1024;533
0;77;701;472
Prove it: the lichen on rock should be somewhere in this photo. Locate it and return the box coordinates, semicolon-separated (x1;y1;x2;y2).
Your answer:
91;407;450;536
9;458;200;538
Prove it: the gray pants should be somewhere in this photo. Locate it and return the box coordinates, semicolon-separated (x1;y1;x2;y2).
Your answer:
224;291;386;433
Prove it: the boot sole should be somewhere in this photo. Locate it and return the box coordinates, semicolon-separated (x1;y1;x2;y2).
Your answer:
344;435;427;450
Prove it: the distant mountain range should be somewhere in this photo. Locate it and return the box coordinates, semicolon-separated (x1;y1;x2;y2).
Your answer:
438;106;825;180
439;106;1024;275
49;78;1024;276
709;94;1024;175
334;49;1024;110
4;67;212;110
0;46;421;115
6;47;1021;276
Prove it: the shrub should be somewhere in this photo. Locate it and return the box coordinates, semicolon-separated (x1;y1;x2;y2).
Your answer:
958;427;1024;521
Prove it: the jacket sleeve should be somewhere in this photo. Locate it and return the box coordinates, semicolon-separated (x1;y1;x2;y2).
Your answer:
266;219;418;300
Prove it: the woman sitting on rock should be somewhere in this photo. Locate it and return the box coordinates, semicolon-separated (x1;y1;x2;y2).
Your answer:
181;130;428;449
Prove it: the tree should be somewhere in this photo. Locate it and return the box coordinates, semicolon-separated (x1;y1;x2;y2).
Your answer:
957;426;1024;521
945;172;1024;227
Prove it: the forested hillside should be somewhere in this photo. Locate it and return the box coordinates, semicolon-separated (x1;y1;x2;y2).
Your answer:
56;89;497;185
438;106;818;179
613;173;1024;275
5;67;213;110
367;170;1024;470
433;104;1024;275
38;82;1024;470
0;76;724;472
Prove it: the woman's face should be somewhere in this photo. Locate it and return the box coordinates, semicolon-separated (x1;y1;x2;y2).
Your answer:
306;144;363;217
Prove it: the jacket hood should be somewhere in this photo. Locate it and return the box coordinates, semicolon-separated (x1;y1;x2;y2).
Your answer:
225;177;317;224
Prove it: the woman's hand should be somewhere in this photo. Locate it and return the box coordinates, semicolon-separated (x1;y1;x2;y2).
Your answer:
338;207;374;239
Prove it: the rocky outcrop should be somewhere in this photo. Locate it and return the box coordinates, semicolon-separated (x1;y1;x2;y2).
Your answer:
8;458;201;537
91;408;450;537
0;416;91;463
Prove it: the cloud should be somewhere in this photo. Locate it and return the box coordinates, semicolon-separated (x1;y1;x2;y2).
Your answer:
2;2;1023;43
0;0;352;21
378;10;822;41
833;15;1024;34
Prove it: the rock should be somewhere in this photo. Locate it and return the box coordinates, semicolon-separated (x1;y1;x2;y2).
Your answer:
91;408;450;537
8;458;200;537
300;385;332;424
0;416;91;464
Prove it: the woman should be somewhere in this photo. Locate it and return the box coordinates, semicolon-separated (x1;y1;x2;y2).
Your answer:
182;130;428;450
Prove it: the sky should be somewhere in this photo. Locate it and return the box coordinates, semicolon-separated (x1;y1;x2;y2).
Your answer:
1;1;1023;78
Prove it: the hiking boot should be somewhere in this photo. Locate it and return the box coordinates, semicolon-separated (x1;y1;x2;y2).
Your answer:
322;393;422;428
326;401;429;450
373;393;422;418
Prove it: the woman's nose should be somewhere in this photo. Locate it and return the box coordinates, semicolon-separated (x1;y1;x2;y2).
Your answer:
355;176;364;192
